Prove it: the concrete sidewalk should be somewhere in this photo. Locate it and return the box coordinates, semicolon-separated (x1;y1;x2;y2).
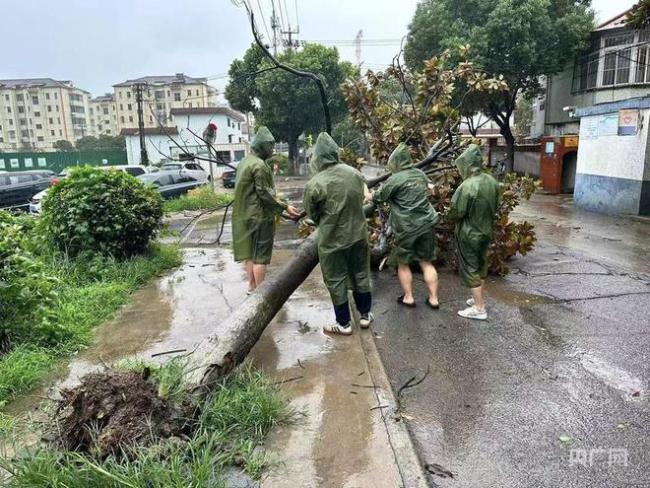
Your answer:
249;249;427;488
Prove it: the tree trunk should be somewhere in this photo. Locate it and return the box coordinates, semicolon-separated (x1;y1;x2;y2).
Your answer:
288;138;299;175
501;122;515;174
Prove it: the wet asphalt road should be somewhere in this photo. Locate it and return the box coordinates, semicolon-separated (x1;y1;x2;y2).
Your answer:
371;195;650;488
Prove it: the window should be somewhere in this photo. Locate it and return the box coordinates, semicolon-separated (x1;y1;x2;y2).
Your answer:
18;106;24;114
54;93;58;99
227;118;230;127
127;104;132;110
49;118;53;124
636;44;650;83
36;124;42;129
58;117;61;124
8;130;15;139
37;136;44;142
187;90;191;96
19;119;27;126
149;116;153;123
196;89;199;96
8;119;13;125
21;130;29;137
228;135;233;143
59;129;62;136
4;94;8;101
129;116;133;123
6;107;10;113
188;102;192;108
45;93;50;100
120;116;125;123
51;130;55;136
16;94;24;102
119;92;123;98
126;91;131;98
174;93;181;102
55;105;59;112
32;96;39;105
604;34;634;48
155;90;164;99
47;105;52;112
120;104;123;110
103;108;109;115
34;111;40;117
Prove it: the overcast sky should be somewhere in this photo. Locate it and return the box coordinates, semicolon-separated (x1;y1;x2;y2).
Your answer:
0;0;637;98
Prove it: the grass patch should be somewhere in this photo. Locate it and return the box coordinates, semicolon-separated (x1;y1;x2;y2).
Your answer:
163;187;233;214
1;365;292;487
0;243;182;408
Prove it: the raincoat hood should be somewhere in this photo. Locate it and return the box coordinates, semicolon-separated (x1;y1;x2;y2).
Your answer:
455;144;483;180
251;126;275;160
311;132;341;173
387;143;415;173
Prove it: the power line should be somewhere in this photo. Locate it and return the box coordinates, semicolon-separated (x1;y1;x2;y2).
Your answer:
254;0;272;43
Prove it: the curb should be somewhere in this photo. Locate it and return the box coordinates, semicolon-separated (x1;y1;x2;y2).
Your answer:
358;329;430;488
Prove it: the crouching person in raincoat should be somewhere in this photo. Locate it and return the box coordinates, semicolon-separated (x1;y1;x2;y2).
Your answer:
447;144;500;320
304;132;373;335
232;126;299;292
365;143;440;309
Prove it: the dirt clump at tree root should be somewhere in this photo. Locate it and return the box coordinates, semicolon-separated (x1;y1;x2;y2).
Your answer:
53;369;192;457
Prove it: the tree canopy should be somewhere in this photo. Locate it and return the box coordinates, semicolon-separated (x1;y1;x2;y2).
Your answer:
76;135;126;151
628;0;650;30
404;0;594;169
225;43;356;164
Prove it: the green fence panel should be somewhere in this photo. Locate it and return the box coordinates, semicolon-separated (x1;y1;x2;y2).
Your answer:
0;150;128;174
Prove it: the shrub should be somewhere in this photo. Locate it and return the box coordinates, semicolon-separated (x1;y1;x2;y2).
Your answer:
41;167;164;259
0;212;59;350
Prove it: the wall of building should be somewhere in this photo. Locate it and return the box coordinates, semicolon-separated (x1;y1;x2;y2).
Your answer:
575;108;650;215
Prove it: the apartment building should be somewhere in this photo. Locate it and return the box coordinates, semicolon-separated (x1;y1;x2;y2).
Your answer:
0;78;91;151
89;94;119;137
112;73;218;132
532;9;650;215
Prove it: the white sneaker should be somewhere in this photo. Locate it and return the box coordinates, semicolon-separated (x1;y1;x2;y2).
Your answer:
466;298;474;307
457;306;487;321
359;313;374;329
324;323;353;336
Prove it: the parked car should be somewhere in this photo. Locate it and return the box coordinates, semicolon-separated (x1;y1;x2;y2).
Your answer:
30;165;149;214
158;162;208;182
221;162;239;189
137;171;205;199
0;171;57;211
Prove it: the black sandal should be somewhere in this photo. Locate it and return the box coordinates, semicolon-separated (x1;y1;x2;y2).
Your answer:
426;300;440;310
397;295;416;308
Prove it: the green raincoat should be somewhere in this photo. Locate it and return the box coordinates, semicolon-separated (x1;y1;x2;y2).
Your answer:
303;132;371;305
372;143;440;266
447;144;500;288
232;126;287;264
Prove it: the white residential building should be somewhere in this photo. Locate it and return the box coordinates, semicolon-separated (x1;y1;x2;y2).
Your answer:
112;74;218;132
0;78;91;151
122;107;248;171
89;94;118;137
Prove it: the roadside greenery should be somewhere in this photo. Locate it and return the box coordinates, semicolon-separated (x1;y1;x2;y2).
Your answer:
0;238;180;407
1;365;292;487
42;167;164;259
163;186;233;213
0;188;181;408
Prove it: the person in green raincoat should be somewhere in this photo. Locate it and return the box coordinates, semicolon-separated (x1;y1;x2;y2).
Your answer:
365;143;440;310
232;126;299;292
447;144;500;321
303;132;373;335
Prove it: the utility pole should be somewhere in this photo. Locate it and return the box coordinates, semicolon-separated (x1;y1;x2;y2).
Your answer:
281;23;299;53
354;30;363;70
134;82;149;166
270;0;279;55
